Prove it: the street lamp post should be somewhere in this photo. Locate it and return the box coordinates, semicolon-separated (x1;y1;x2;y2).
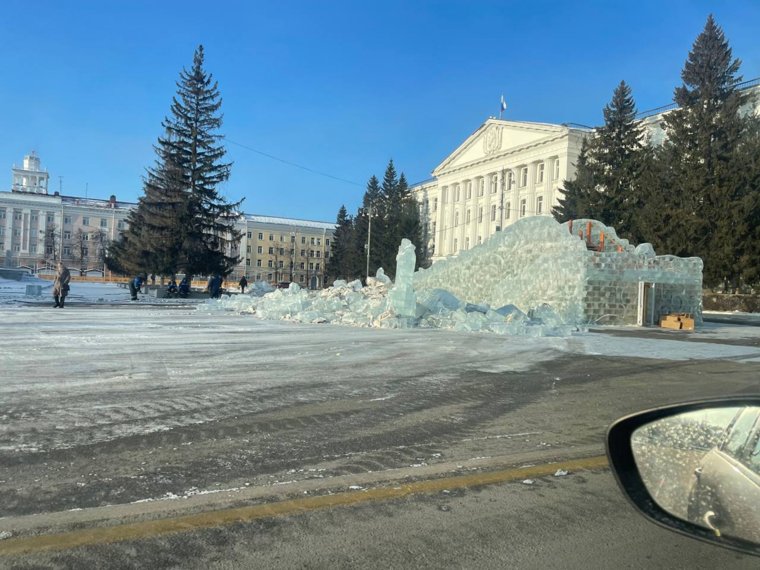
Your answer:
365;204;372;283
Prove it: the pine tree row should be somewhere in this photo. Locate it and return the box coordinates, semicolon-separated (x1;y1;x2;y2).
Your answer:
326;160;427;283
553;15;760;290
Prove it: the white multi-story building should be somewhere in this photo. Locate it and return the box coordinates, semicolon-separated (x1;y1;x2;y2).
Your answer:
0;153;335;286
413;119;589;262
415;79;760;264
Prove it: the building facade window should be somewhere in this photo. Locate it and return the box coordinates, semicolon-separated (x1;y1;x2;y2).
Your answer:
491;175;498;194
258;232;263;240
491;205;496;221
455;186;460;202
465;237;469;250
477;236;482;245
508;170;515;190
520;198;527;217
268;260;273;268
118;221;125;229
536;163;545;184
257;246;262;254
246;259;251;266
64;216;71;225
257;259;262;267
520;167;528;187
553;159;560;181
478;178;484;197
47;214;54;223
269;234;274;241
466;209;471;224
536;195;544;214
64;231;71;240
63;246;71;256
478;207;483;223
100;219;108;228
465;181;472;200
505;202;511;219
82;217;89;226
246;246;251;253
433;197;438;212
453;238;458;253
454;212;459;227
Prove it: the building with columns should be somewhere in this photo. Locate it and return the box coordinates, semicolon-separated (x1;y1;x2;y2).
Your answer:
1;153;335;286
415;79;760;264
413;119;589;262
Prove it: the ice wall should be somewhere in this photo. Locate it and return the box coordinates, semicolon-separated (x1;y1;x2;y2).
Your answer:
413;217;589;323
414;216;703;326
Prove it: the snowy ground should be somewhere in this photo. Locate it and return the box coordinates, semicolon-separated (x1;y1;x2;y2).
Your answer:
2;279;760;525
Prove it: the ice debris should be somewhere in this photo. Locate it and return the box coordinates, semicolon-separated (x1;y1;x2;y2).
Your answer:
203;216;702;333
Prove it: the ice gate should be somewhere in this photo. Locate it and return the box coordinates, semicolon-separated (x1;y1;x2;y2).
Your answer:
412;216;703;326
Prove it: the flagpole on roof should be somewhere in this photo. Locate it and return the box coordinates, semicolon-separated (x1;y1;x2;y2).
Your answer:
499;94;507;120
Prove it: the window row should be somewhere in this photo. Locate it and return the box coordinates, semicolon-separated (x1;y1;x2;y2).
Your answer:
245;231;330;248
438;160;561;206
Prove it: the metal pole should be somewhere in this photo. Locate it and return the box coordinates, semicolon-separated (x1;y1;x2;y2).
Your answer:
366;204;372;282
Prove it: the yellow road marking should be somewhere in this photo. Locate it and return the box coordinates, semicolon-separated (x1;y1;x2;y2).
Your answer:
0;455;608;556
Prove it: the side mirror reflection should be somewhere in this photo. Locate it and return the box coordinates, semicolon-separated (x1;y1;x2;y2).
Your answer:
607;399;760;557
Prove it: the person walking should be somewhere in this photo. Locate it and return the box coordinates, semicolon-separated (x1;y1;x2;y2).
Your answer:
239;275;248;294
128;274;144;301
52;261;71;308
207;273;223;299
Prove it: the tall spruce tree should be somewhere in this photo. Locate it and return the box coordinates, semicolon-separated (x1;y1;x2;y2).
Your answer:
326;205;358;283
107;45;242;279
657;15;750;288
552;81;645;241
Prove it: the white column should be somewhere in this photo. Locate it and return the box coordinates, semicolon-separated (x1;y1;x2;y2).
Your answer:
509;168;519;227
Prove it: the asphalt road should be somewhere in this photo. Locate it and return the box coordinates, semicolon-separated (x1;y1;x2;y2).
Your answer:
1;306;759;568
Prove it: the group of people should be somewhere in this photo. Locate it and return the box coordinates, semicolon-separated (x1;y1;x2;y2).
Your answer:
48;263;250;306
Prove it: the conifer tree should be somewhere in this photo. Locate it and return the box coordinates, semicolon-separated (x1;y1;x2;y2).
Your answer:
657;15;750;287
107;45;241;279
326;205;358;283
552;81;645;241
552;140;597;223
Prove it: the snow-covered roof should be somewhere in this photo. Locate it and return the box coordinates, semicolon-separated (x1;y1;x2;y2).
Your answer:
243;214;335;231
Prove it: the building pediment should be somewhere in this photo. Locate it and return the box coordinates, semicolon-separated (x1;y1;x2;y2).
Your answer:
432;119;568;176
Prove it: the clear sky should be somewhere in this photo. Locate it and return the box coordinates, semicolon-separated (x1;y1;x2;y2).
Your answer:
2;1;759;222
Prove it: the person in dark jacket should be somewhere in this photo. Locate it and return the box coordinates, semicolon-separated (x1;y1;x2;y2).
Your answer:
128;274;144;301
207;273;223;299
239;275;248;294
167;278;178;297
178;277;190;298
52;261;71;308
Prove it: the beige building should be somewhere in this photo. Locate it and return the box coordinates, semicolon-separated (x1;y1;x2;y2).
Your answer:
238;215;334;288
1;153;335;286
413;119;590;262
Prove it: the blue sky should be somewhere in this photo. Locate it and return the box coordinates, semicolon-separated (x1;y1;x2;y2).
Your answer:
2;1;759;222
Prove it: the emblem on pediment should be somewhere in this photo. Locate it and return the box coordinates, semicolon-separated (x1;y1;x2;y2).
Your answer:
483;126;503;155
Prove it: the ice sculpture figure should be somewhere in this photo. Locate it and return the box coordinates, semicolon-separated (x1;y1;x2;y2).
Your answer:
388;239;416;318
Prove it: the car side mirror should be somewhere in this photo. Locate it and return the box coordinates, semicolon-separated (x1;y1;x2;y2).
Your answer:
607;398;760;557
